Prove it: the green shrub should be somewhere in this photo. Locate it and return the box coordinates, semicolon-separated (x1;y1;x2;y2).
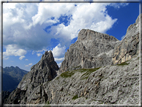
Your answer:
72;95;78;100
117;61;129;66
55;76;60;80
44;101;50;107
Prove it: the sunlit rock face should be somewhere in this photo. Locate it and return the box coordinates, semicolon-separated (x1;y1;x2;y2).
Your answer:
59;29;118;73
112;14;141;65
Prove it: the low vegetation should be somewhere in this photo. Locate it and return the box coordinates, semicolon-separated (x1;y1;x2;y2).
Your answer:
117;61;129;66
60;67;100;80
44;101;50;107
80;67;100;80
60;71;75;78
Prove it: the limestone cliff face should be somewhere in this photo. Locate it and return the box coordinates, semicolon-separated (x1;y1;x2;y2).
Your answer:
112;14;141;64
5;51;59;104
59;29;118;73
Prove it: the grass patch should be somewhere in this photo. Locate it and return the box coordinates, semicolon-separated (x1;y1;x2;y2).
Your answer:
73;65;82;70
44;101;50;107
80;67;100;80
117;61;129;66
60;71;75;78
76;68;88;73
55;76;60;80
60;67;100;79
72;95;78;100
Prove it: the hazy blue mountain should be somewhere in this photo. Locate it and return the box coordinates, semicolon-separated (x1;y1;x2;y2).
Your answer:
3;66;28;92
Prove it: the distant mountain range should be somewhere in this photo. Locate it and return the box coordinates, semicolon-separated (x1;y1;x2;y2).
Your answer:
2;66;28;92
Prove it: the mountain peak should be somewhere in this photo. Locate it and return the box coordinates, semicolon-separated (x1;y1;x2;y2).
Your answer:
77;29;118;42
41;50;54;61
59;29;118;73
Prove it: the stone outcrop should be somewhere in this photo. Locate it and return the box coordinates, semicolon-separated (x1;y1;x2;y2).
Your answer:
5;51;59;104
112;14;141;64
59;29;118;73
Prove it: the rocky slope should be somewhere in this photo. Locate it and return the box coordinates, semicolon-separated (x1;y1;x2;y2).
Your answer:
4;14;141;105
43;55;140;105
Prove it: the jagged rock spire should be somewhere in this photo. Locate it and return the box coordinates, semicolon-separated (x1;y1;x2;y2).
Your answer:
5;50;59;104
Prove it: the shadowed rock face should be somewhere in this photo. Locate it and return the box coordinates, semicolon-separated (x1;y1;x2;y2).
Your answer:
5;51;59;104
59;29;118;73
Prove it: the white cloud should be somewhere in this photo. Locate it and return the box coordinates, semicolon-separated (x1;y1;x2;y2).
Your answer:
3;44;27;59
52;44;66;58
37;53;42;57
52;44;66;66
19;56;25;60
29;63;32;65
25;59;28;61
55;57;64;62
109;3;129;8
25;63;33;67
3;56;9;60
121;35;126;40
57;62;62;67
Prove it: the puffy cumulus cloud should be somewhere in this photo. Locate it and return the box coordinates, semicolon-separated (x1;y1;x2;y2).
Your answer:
19;56;25;60
52;44;66;58
3;3;51;51
52;44;66;65
25;63;33;67
3;44;27;60
33;3;74;20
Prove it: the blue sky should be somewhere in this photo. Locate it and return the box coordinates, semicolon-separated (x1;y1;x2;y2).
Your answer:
2;1;140;71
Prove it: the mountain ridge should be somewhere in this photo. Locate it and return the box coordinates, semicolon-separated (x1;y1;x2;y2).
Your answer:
3;66;28;92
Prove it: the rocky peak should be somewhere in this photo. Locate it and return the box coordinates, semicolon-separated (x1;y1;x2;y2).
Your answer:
59;29;119;73
77;29;118;42
5;50;59;104
42;50;53;60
